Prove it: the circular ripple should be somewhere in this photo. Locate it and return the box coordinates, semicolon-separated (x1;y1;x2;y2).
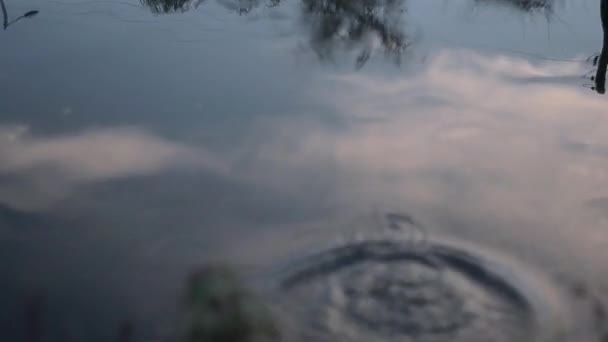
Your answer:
274;239;539;342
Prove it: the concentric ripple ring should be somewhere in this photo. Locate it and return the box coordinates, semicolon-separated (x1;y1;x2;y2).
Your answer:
272;237;564;342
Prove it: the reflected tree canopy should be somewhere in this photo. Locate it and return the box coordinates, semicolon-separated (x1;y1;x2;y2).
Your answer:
473;0;553;12
301;0;409;68
141;0;409;68
141;0;204;14
215;0;280;15
139;0;606;83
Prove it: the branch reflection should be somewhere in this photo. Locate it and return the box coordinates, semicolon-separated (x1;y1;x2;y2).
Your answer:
1;0;38;30
594;0;607;94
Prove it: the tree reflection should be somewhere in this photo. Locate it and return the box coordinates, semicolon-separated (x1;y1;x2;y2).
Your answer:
1;0;38;30
301;0;409;68
141;0;204;14
473;0;553;12
138;0;606;84
1;0;6;29
215;0;280;15
141;0;409;68
594;0;608;94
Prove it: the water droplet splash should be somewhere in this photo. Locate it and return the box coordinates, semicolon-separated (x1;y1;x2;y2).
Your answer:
268;213;568;342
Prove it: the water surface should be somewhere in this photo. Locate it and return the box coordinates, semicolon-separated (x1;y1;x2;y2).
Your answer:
1;0;608;341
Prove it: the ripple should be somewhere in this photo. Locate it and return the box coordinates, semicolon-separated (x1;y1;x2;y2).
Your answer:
273;237;556;342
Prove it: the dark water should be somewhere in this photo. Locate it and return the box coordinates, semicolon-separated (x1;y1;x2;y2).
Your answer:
2;0;608;341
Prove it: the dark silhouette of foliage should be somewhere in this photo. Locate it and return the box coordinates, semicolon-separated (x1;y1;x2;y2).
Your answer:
141;0;204;14
473;0;553;12
139;0;409;68
301;0;409;68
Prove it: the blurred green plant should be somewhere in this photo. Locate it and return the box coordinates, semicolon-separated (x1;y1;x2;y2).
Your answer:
178;265;279;342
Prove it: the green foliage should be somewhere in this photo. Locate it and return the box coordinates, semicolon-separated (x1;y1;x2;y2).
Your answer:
179;265;279;342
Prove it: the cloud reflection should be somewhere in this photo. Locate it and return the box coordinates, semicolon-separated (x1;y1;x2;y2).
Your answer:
0;126;225;209
244;50;608;268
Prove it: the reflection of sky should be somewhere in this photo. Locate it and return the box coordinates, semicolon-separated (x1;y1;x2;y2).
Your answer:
1;0;608;340
249;51;608;265
3;49;607;272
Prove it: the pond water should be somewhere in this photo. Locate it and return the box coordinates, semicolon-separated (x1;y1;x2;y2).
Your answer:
1;0;608;341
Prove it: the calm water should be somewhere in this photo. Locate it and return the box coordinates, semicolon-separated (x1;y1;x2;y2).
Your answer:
2;0;608;341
